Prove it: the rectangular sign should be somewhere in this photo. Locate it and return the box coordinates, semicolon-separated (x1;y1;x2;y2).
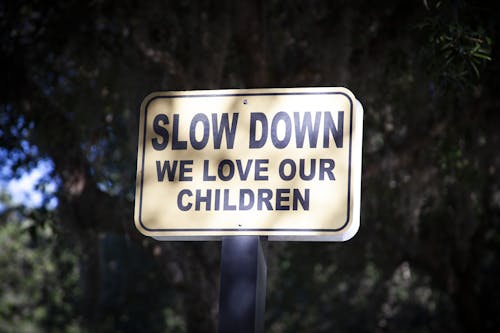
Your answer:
134;87;363;241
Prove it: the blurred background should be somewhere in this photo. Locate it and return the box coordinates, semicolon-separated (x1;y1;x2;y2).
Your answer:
1;0;499;332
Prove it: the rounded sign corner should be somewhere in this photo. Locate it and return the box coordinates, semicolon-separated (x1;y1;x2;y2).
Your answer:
337;86;355;96
133;218;146;235
339;220;360;241
140;91;164;113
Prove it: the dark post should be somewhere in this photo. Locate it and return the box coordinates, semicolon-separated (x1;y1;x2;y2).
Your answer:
218;236;267;333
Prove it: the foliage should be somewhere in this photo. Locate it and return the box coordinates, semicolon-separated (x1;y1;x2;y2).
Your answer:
0;207;82;333
419;0;493;89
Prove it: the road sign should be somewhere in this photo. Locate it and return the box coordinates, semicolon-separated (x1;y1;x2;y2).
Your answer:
134;87;363;241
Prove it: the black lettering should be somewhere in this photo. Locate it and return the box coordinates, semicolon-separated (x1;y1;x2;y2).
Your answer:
249;113;268;148
293;188;309;210
177;189;192;211
223;189;236;210
152;114;169;150
195;189;211;211
254;159;269;180
179;160;193;181
279;159;296;181
294;112;321;148
276;189;290;210
212;113;239;149
172;114;187;150
299;159;316;181
218;159;235;181
156;160;177;181
190;113;210;150
203;160;216;181
257;189;273;210
236;159;252;180
271;111;292;149
319;159;335;180
323;111;344;148
239;189;255;210
214;189;221;210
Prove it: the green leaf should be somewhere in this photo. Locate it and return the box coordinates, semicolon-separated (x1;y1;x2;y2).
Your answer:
470;61;480;78
474;53;492;61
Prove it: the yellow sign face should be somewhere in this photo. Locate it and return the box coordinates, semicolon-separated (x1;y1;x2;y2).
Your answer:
134;87;363;241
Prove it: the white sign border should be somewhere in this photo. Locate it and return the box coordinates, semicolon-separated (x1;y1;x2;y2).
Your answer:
134;88;363;241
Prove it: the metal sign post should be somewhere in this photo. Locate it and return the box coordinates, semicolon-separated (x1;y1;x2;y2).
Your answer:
218;236;267;333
